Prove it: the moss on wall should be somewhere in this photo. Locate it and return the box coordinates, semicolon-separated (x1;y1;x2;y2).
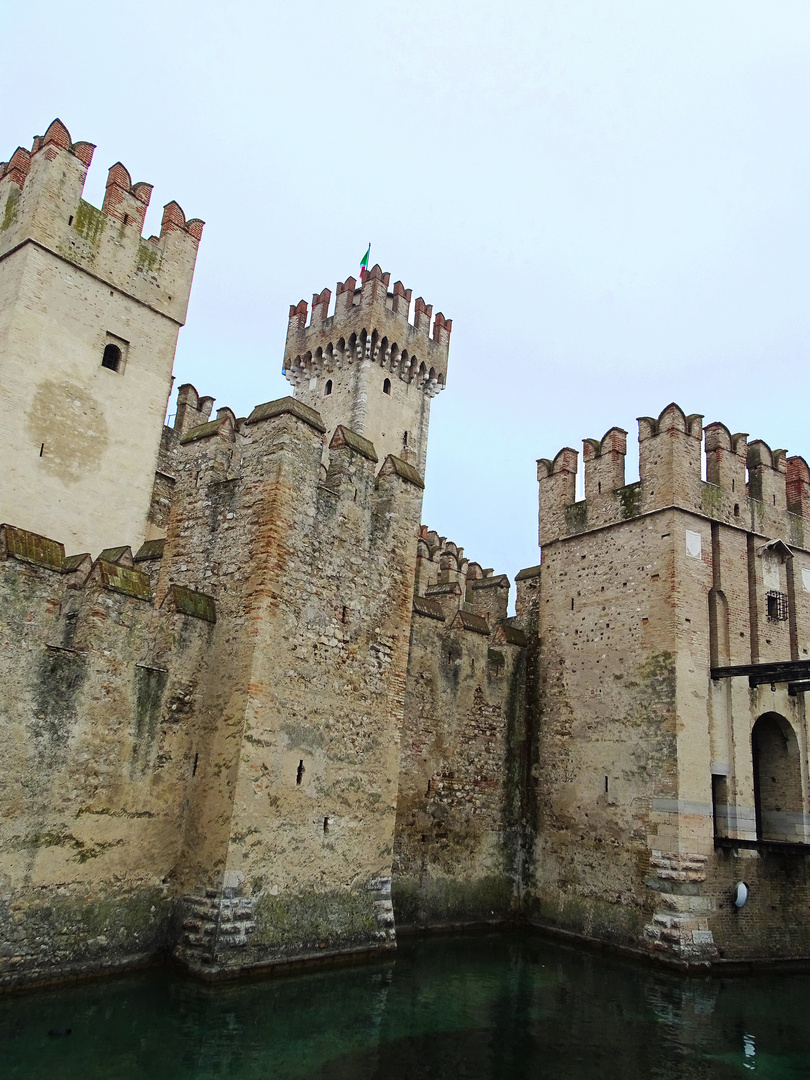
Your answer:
137;240;162;272
1;186;20;231
565;500;588;534
393;874;513;927
32;648;88;754
252;888;378;954
0;887;170;987
72;200;105;246
131;666;169;774
701;482;724;518
617;482;641;519
523;887;648;948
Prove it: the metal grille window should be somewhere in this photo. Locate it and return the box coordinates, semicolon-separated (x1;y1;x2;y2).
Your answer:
766;590;789;622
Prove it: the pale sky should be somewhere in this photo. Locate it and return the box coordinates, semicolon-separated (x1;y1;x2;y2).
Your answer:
5;1;810;591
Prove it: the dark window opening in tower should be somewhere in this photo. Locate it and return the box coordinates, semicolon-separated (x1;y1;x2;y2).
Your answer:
325;379;333;396
403;431;408;447
102;344;122;371
383;378;391;395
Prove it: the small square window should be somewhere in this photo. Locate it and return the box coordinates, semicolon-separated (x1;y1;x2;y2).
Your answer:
766;591;788;622
102;344;121;370
101;332;129;374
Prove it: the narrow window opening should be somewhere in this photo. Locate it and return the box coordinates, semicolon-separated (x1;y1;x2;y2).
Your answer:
123;213;130;225
39;443;44;457
383;378;391;395
734;503;740;516
604;776;609;793
571;598;574;610
101;343;122;371
325;379;333;396
773;494;777;506
766;591;788;622
323;817;329;834
192;753;199;777
341;605;348;623
471;658;475;674
732;479;735;492
68;214;74;226
296;759;305;785
712;774;729;838
353;488;357;502
598;481;601;494
403;431;408;447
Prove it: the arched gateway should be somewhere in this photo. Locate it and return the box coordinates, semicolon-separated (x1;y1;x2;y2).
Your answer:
752;712;805;842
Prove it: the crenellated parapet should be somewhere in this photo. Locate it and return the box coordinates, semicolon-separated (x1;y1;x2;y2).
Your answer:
0;521;215;668
414;526;515;628
637;403;704;513
0;118;203;324
538;402;810;547
283;264;450;398
536;447;578;548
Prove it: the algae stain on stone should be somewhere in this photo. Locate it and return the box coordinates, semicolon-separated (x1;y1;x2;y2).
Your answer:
1;186;19;231
131;667;168;774
72;200;105;245
617;482;641;519
136;241;162;272
32;648;87;754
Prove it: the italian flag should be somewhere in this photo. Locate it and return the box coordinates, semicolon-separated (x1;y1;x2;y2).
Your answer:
360;243;371;281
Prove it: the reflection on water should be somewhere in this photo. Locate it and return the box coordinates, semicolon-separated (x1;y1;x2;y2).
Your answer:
1;931;809;1079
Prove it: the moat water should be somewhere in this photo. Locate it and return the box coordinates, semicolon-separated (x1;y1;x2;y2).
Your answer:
2;931;808;1079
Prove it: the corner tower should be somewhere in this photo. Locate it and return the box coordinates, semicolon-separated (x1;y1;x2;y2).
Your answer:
283;264;451;475
0;119;203;554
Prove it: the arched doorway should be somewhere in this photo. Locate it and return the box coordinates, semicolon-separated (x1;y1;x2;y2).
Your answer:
751;712;804;842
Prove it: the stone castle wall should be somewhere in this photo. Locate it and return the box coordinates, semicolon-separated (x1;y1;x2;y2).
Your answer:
0;384;491;987
393;530;529;928
532;402;810;965
6;115;810;987
0;527;215;985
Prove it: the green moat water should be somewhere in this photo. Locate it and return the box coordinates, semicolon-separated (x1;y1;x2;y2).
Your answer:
2;932;808;1079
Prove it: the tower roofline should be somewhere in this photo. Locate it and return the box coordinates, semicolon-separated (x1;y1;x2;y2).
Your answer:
283;265;450;399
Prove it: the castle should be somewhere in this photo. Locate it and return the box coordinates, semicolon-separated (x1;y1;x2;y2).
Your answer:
1;119;810;989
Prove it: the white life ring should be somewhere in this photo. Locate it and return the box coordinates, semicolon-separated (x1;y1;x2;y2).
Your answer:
734;881;749;908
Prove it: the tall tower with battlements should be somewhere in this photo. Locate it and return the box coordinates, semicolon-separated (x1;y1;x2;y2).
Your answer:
283;264;451;475
0;119;203;555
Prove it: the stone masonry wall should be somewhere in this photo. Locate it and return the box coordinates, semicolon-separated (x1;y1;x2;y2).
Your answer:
150;398;426;977
0;526;216;988
527;508;680;952
531;402;810;966
393;531;529;928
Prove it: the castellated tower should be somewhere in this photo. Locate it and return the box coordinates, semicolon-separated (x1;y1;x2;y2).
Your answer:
283;264;451;475
529;403;810;967
0;119;203;555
